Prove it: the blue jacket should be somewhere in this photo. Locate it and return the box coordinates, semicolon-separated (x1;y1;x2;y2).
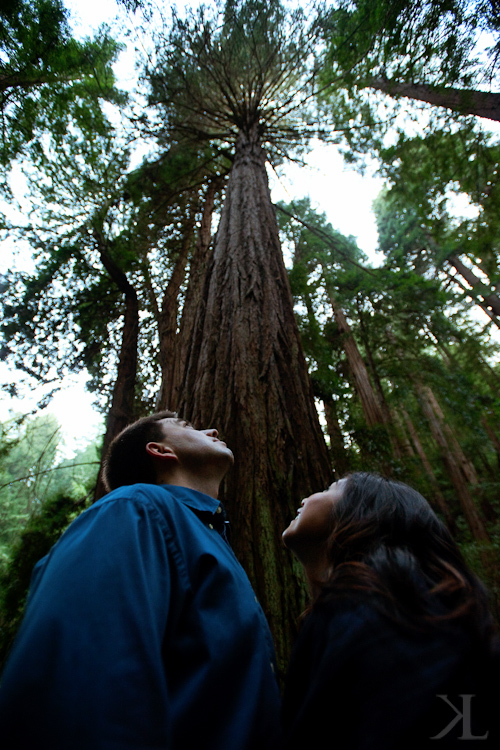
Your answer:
0;484;282;749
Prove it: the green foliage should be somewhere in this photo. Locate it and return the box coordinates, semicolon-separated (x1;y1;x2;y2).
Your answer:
0;0;124;177
316;0;500;163
377;126;500;287
0;412;99;667
278;197;500;562
0;116;215;408
321;0;483;88
0;491;90;671
0;0;497;647
0;414;61;558
146;0;321;161
0;415;99;557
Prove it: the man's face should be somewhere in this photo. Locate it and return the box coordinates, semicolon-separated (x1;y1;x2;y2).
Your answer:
158;418;234;469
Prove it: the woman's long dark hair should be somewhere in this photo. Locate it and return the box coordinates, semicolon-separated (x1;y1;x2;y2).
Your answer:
314;472;497;648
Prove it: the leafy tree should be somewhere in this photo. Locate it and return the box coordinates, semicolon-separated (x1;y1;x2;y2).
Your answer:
316;0;500;165
0;0;123;182
0;408;99;670
0;413;99;565
374;126;500;327
0;490;91;670
278;196;500;613
0;114;217;406
0;414;61;558
2;0;500;668
0;412;99;668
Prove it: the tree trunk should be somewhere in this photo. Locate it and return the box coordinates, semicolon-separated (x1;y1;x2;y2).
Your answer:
355;297;403;458
168;178;222;408
447;254;500;318
175;125;332;678
329;297;385;428
368;77;500;122
482;415;500;469
398;407;456;532
423;386;480;486
93;232;139;501
323;396;350;478
155;211;197;410
415;383;490;543
392;408;416;458
0;71;78;92
443;268;500;328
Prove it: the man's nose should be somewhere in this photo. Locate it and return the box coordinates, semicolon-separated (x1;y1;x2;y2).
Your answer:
202;428;218;437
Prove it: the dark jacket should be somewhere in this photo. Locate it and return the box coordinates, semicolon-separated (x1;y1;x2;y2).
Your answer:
282;596;497;749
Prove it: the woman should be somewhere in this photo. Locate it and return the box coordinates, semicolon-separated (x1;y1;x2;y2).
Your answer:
282;473;498;749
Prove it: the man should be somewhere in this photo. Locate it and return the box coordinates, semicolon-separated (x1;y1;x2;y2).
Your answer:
0;411;282;749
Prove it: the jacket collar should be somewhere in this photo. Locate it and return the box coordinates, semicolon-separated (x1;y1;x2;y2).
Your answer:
159;484;221;516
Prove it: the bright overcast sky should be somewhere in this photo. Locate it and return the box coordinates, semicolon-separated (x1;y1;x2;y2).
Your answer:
1;0;385;449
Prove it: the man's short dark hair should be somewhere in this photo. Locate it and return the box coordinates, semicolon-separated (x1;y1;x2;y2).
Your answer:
102;411;178;492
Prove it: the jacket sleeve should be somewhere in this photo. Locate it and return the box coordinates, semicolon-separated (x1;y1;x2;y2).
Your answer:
0;493;175;750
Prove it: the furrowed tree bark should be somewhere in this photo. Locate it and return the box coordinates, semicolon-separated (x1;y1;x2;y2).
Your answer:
168;178;223;408
367;77;500;122
175;125;332;678
155;210;197;410
93;232;139;501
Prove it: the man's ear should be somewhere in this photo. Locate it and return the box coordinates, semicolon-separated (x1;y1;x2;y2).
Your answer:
145;442;179;463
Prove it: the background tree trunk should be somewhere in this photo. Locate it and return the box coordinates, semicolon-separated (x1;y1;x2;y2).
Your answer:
175;125;332;678
155;211;196;410
368;78;500;122
482;416;500;469
416;383;490;543
323;396;350;478
423;385;480;486
398;406;456;532
329;297;385;428
447;254;500;318
93;232;139;501
168;179;222;409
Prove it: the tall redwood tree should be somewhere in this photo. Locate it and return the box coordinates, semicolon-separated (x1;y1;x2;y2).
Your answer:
145;0;335;671
176;123;332;676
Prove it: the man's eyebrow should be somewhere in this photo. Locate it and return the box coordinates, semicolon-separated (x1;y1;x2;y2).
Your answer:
176;418;193;427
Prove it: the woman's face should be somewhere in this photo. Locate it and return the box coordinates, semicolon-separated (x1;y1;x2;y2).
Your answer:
282;479;346;553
